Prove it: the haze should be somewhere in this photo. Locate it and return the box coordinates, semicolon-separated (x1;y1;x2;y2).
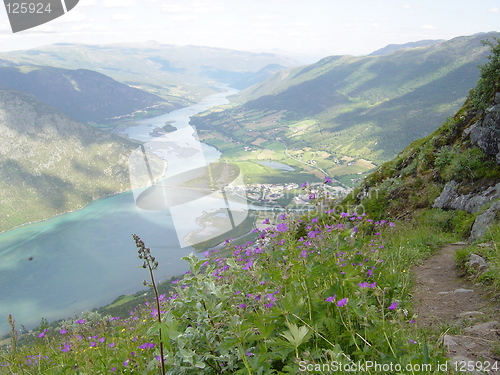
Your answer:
0;0;499;62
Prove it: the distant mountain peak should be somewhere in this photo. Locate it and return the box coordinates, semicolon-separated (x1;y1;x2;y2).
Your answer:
368;39;444;56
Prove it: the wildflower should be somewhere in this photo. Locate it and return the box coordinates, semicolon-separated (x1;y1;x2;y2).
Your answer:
388;302;398;310
60;342;71;352
408;339;417;344
262;218;270;224
311;216;319;223
325;295;336;302
59;328;67;335
246;351;254;357
279;213;286;220
337;298;348;307
300;182;308;188
138;342;155;349
123;359;130;366
108;343;116;348
276;223;288;232
75;319;86;324
238;304;247;309
38;329;48;338
324;175;332;184
308;193;316;200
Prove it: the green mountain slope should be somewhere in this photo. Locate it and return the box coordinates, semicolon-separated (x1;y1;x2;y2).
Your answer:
343;37;500;242
0;66;172;124
194;33;499;186
0;89;157;232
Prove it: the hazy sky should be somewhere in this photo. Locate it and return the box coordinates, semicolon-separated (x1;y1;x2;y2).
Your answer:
1;0;499;61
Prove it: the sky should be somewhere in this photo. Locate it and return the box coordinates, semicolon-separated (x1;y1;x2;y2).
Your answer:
0;0;499;62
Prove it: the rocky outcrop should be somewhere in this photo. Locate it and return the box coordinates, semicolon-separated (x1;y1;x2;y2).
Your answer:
466;92;500;164
432;181;500;214
470;201;500;242
432;93;500;241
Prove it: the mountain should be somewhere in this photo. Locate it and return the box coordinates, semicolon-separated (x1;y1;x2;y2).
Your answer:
0;66;172;124
191;33;500;186
0;89;164;232
344;36;500;242
368;39;443;56
0;42;297;100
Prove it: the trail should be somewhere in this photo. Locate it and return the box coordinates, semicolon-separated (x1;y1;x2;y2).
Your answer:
413;243;500;374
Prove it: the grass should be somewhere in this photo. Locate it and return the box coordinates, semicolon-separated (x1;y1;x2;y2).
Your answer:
1;184;459;374
454;222;500;296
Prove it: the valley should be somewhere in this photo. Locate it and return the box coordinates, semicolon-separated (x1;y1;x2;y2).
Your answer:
1;33;500;373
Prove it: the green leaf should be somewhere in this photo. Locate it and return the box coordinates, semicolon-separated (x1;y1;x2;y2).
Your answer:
279;323;311;349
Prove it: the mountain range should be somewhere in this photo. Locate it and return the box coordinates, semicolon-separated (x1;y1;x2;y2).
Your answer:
0;42;297;101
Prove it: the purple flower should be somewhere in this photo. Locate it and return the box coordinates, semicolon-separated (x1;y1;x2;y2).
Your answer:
325;295;336;302
279;213;287;220
109;343;116;348
300;182;308;188
89;342;96;348
75;319;86;324
324;175;332;184
308;193;316;200
246;351;254;357
262;218;270;224
123;359;130;366
311;216;319;223
60;342;71;352
388;302;398;311
238;304;247;309
408;339;417;344
337;298;348;307
59;328;67;335
138;342;155;349
38;329;47;338
276;223;288;232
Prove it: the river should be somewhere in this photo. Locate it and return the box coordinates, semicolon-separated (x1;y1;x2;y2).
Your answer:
0;87;239;336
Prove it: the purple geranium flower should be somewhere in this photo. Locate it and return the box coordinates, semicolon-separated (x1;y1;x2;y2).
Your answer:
388;302;398;310
337;298;348;307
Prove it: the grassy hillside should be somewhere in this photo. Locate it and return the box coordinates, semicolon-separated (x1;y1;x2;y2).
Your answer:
192;33;499;188
0;89;164;232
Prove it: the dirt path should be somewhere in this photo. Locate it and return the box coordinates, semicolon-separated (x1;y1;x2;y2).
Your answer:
413;243;500;374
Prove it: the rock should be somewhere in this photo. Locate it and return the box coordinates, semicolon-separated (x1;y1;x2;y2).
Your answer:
463;321;499;335
470;200;500;242
469;95;500;164
467;253;488;270
453;288;475;293
457;311;485;317
433;181;500;214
